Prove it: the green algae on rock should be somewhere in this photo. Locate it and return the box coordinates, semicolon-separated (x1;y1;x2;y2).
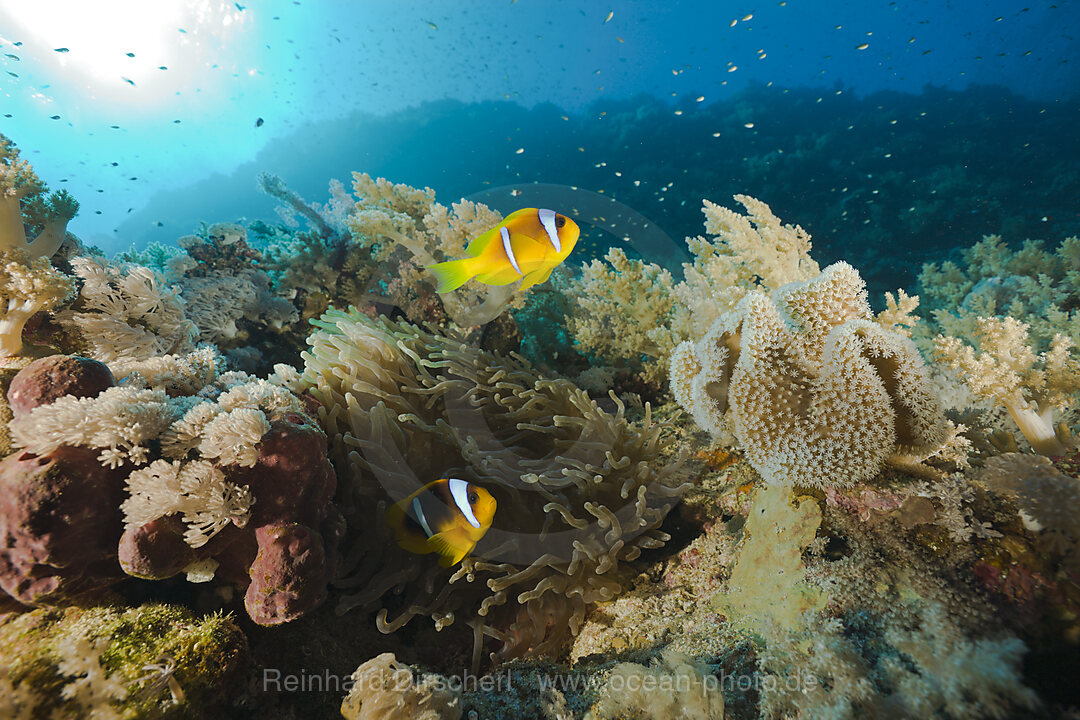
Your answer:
0;603;247;719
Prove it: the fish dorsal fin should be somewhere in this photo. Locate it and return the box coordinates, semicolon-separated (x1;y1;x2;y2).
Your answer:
465;225;500;257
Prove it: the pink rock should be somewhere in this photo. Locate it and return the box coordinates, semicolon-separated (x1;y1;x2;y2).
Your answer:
118;409;342;625
7;355;115;419
0;447;125;604
230;412;337;529
118;516;197;580
245;523;328;625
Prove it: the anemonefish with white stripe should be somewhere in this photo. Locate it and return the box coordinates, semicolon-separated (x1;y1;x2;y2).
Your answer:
426;208;580;293
385;478;497;567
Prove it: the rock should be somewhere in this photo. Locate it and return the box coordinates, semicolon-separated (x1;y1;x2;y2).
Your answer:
7;355;114;419
231;413;337;529
245;523;328;625
0;446;126;605
117;515;197;580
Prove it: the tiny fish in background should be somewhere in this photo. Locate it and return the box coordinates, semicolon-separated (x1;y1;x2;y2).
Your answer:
385;478;496;567
427;208;579;293
255;117;264;127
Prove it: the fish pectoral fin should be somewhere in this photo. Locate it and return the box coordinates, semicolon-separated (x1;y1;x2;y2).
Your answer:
474;265;527;286
518;263;556;291
427;530;472;567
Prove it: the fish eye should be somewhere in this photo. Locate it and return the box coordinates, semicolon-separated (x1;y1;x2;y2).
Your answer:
555;215;566;228
468;492;479;504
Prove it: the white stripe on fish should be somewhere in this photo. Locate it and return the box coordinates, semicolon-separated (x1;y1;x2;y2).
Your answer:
449;478;482;528
412;497;435;537
500;226;523;275
538;208;562;252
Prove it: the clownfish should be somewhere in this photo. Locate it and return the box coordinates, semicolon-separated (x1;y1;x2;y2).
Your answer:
385;478;496;567
426;208;580;294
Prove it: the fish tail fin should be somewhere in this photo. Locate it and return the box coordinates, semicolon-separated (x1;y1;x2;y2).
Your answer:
427;258;474;293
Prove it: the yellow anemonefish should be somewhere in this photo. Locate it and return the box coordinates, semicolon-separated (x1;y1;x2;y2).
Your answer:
426;208;580;294
385;478;496;567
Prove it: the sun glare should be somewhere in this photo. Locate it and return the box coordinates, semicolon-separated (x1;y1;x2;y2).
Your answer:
1;0;248;105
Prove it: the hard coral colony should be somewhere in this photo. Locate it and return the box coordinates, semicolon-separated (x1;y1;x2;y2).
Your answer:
0;120;1077;720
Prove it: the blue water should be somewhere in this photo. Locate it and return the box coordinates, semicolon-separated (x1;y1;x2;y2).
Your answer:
1;0;1077;288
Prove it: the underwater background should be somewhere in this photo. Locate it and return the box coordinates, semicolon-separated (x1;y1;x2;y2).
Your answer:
1;1;1080;719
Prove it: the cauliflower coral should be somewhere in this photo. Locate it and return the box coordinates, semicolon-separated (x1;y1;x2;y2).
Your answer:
0;134;78;357
671;261;950;488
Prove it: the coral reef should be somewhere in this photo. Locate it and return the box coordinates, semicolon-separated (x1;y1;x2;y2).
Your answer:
2;115;1077;718
567;195;820;385
671;260;950;487
1;351;341;625
935;316;1079;455
290;306;688;663
340;653;462;720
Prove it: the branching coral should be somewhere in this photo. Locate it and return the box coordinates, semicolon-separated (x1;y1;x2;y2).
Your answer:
934;316;1079;455
258;172;349;244
260;172;519;329
0;248;76;357
917;234;1080;354
568;248;679;385
294;306;688;663
0;135;79;357
0;134;79;261
671;261;950;488
566;194;820;382
346;172;517;327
